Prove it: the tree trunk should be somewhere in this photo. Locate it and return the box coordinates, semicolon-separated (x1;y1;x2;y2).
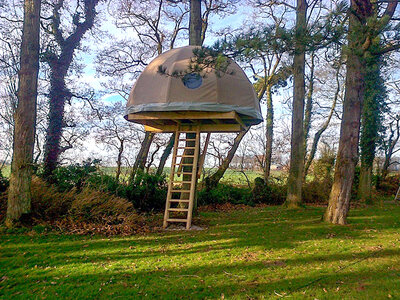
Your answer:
303;52;315;164
43;72;69;177
116;140;124;182
189;0;202;46
157;133;175;176
285;0;307;208
358;45;386;202
42;0;99;177
324;1;366;224
205;129;249;188
6;0;41;226
182;0;203;212
264;85;273;182
381;132;398;179
358;164;372;203
130;132;154;180
152;0;203;178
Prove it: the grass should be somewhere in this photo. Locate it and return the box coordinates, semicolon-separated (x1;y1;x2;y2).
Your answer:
1;204;400;299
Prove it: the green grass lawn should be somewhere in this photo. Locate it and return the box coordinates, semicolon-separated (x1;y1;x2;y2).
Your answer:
1;204;400;299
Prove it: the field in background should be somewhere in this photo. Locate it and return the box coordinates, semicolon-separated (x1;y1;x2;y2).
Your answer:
101;166;283;186
1;165;279;186
2;165;396;188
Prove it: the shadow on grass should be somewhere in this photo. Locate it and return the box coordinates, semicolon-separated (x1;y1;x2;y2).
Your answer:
2;248;399;299
1;205;400;298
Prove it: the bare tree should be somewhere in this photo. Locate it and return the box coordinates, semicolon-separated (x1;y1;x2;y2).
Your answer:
102;0;190;180
41;0;101;177
0;2;22;170
324;0;399;224
93;102;142;182
6;0;41;226
303;53;344;178
380;114;400;179
285;0;307;208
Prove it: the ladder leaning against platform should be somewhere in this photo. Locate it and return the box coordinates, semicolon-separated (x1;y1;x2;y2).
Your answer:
163;126;201;229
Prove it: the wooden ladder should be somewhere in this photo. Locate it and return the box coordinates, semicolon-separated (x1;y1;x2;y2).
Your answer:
163;126;201;229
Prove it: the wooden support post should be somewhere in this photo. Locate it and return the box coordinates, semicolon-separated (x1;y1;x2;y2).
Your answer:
163;131;180;228
198;133;211;179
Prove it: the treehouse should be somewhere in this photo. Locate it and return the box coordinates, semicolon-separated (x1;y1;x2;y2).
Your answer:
125;45;262;229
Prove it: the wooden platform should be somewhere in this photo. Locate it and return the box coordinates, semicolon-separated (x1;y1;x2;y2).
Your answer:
127;111;249;132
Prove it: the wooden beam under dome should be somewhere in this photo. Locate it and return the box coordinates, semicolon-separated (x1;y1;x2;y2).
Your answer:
128;111;250;132
127;111;238;121
144;123;245;133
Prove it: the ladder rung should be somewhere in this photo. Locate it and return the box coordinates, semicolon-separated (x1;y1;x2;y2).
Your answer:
172;181;192;184
168;208;189;212
170;190;190;193
177;147;195;149
176;155;195;158
179;138;196;141
176;172;193;175
167;218;188;223
173;163;194;166
178;131;198;133
169;199;190;202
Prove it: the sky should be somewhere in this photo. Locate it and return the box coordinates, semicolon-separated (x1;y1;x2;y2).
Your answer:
63;1;340;167
77;2;292;119
68;2;285;166
3;1;398;168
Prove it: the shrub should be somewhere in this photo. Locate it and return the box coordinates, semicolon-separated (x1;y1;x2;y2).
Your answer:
126;172;168;212
351;166;361;201
377;174;400;196
198;178;287;207
86;172;168;212
303;149;335;204
198;183;253;206
0;191;6;220
2;176;147;233
69;187;135;224
39;159;100;192
0;177;73;222
252;177;286;205
0;173;9;193
30;176;75;220
302;180;331;204
311;144;336;182
86;173;123;196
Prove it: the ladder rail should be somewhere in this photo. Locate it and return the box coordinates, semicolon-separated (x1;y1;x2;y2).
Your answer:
163;125;201;229
186;126;201;229
163;131;180;228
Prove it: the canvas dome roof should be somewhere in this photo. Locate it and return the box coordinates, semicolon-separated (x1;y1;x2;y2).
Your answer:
125;46;262;126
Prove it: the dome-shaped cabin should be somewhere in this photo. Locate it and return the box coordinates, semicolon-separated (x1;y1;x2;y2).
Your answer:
125;46;262;230
125;46;262;132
